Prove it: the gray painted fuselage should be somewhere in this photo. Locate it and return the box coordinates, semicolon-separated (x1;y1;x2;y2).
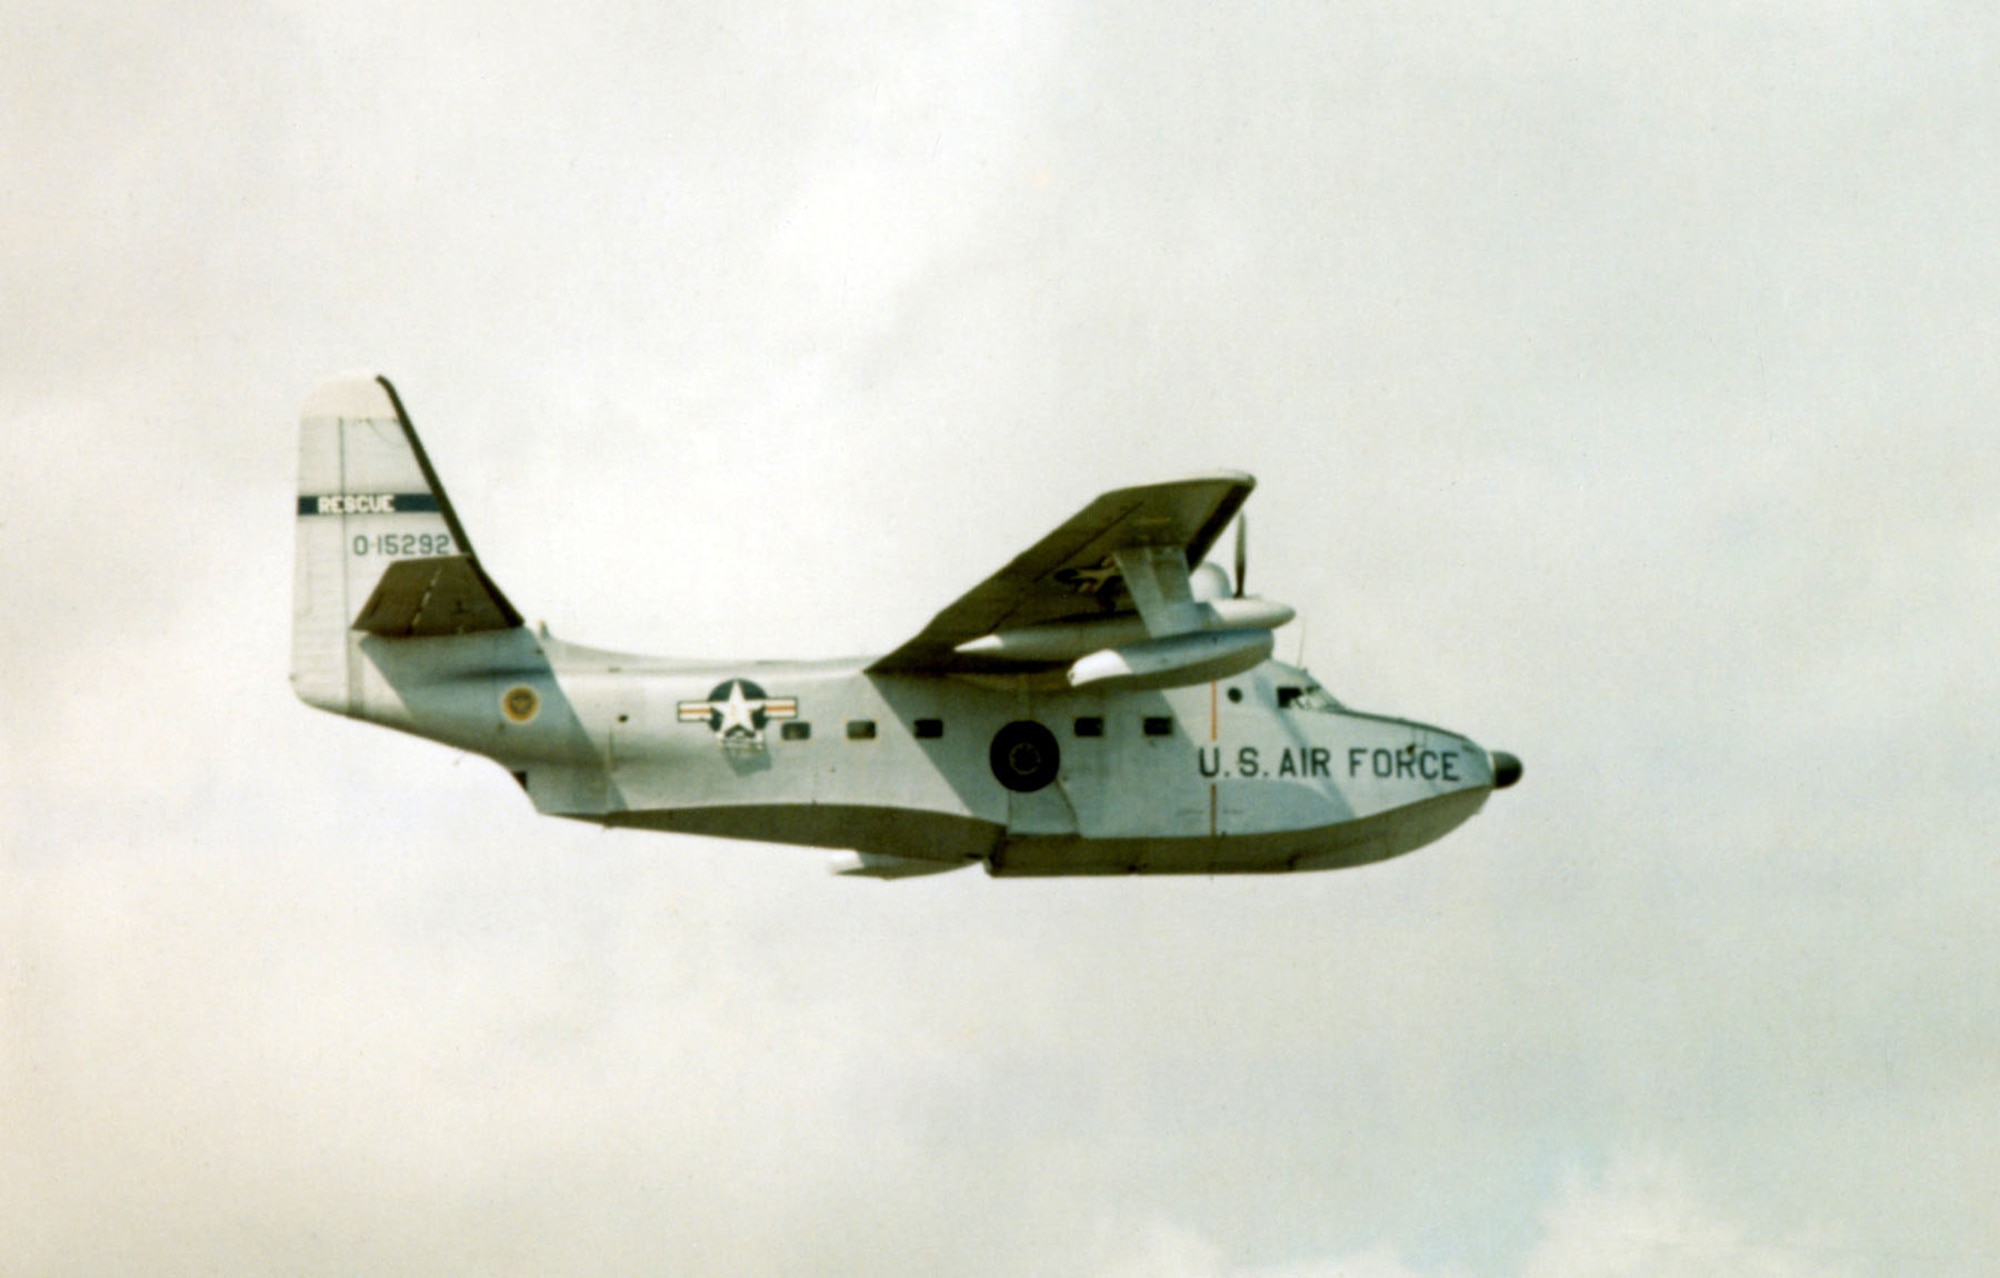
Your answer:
350;628;1496;876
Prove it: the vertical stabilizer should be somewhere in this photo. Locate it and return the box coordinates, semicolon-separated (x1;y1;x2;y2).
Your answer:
291;373;519;715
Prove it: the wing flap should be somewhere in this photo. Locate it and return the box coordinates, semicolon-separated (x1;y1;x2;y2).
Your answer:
352;555;522;638
868;473;1253;676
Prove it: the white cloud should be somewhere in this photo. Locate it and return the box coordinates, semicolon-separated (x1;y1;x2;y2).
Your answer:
6;1;2000;1275
1523;1159;1853;1278
1092;1218;1436;1278
1094;1160;1854;1278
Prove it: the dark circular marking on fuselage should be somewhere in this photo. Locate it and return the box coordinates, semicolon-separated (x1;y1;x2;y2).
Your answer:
990;720;1060;793
706;679;769;733
502;685;540;724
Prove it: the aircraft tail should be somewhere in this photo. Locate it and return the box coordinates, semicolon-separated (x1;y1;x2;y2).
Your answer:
290;373;521;716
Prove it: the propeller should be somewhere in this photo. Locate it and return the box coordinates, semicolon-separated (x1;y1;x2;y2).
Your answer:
1233;514;1248;598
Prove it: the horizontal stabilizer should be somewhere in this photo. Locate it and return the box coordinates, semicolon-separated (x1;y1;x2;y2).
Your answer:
353;555;522;638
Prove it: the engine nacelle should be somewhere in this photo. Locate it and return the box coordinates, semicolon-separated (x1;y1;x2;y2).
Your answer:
1067;628;1274;691
1190;561;1233;601
954;598;1294;664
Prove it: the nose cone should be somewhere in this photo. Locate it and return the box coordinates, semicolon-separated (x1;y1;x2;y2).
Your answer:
1490;751;1523;789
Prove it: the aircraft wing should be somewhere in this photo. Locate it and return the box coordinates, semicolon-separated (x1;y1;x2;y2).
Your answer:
866;472;1253;676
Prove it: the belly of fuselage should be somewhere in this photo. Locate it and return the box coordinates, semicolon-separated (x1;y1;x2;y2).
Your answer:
987;785;1492;875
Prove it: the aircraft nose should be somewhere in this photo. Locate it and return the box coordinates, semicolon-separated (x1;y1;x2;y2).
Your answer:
1490;751;1523;789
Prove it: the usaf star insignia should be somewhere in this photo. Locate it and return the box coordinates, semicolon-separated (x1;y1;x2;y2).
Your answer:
677;679;798;752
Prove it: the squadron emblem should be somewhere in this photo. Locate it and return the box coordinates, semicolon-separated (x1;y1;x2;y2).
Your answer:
678;679;798;752
501;685;540;723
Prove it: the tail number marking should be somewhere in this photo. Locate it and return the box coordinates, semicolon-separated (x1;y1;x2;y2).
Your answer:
351;533;454;557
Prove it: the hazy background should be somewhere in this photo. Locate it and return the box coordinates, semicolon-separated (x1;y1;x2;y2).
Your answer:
5;2;1996;1274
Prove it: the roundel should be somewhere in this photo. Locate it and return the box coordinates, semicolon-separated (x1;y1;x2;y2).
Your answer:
990;721;1060;793
705;679;771;732
501;685;540;724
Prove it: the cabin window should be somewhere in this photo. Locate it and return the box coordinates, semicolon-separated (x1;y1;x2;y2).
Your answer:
1280;685;1343;712
1142;716;1174;737
1074;717;1104;737
914;718;944;739
846;719;877;740
1226;686;1243;703
781;722;811;741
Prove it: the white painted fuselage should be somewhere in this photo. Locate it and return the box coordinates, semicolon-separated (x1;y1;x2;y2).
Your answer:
346;626;1499;876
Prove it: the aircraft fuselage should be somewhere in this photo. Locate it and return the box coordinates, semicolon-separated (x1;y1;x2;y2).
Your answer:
347;625;1498;876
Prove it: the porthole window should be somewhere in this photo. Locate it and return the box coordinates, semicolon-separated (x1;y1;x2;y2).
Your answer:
846;720;877;740
781;722;811;741
991;721;1060;792
914;718;944;739
1074;717;1104;738
1143;716;1173;737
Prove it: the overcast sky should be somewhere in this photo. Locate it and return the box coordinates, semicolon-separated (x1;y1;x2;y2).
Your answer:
5;2;1998;1274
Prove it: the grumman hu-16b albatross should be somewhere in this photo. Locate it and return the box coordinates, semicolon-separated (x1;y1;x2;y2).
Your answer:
291;374;1521;879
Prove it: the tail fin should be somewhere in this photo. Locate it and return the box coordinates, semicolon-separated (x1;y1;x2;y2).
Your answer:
291;373;520;714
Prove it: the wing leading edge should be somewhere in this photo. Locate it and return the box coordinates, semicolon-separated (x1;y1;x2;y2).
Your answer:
867;473;1255;677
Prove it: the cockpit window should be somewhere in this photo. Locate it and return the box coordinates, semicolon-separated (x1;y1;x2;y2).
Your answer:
1278;685;1342;712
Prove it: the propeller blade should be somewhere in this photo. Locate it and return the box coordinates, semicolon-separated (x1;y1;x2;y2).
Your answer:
1233;515;1247;598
